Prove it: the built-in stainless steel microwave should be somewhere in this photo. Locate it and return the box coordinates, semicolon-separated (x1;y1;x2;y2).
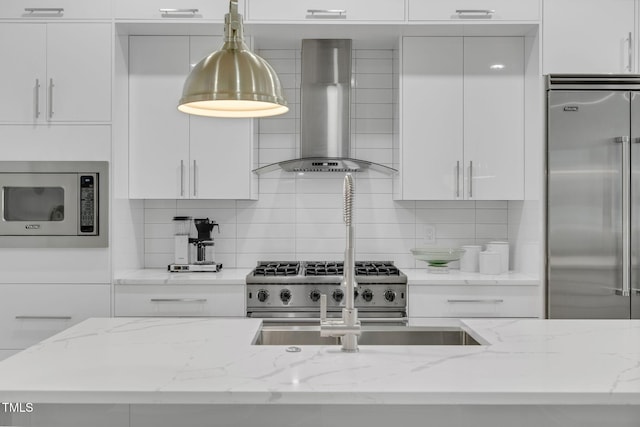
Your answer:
0;161;108;248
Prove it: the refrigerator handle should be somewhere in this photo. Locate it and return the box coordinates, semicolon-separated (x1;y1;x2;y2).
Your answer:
616;136;631;297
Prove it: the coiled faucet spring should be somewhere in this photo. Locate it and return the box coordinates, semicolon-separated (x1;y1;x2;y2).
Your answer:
343;173;353;226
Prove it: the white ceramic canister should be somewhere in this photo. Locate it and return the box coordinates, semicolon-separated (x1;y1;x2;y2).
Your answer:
479;251;501;275
460;245;482;273
486;241;509;274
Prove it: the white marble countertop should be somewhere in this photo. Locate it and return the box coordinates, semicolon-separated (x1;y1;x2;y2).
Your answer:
403;268;539;285
0;317;638;405
114;268;539;286
114;268;251;285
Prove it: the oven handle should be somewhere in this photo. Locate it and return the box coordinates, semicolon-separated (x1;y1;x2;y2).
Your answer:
253;317;409;324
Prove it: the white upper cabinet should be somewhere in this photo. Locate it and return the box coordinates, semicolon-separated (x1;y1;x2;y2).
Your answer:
129;36;190;199
463;37;524;200
397;36;524;201
400;37;464;200
408;0;540;21
129;36;257;200
0;23;111;124
0;0;111;19
114;0;240;20
246;0;405;21
543;0;635;74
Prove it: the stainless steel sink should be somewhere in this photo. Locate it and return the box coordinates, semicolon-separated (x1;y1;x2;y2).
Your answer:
252;325;482;346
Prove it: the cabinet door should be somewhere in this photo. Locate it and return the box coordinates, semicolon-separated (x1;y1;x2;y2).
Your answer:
463;37;524;200
129;36;190;199
0;24;46;123
408;0;539;21
0;284;110;350
543;0;635;74
46;23;112;122
400;37;463;200
188;36;257;200
0;0;112;19
114;0;237;20
247;0;405;21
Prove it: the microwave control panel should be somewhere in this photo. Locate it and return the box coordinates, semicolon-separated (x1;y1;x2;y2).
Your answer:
79;174;97;235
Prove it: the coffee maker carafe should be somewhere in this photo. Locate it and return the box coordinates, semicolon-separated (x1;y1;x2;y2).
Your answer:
190;218;220;264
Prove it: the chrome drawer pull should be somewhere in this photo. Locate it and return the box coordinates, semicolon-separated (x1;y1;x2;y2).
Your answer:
150;298;207;303
159;8;199;14
306;9;347;19
34;79;40;119
446;299;504;304
455;9;495;15
15;315;72;320
24;8;64;13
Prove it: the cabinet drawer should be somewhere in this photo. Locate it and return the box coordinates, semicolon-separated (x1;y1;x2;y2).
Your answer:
115;284;245;317
0;284;110;350
114;0;240;20
246;0;405;21
409;285;540;318
408;0;540;21
0;0;111;19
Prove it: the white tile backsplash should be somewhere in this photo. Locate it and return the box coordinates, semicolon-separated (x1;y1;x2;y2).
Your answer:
142;49;512;270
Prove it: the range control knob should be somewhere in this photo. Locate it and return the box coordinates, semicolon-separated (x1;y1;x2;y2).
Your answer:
384;289;397;303
257;289;269;302
280;289;292;304
332;288;344;303
361;289;374;302
309;289;322;302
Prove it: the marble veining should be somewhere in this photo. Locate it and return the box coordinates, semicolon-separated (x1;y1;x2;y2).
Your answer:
0;317;639;405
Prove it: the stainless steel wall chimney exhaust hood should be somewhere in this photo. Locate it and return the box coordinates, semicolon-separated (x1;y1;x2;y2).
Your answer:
253;39;397;175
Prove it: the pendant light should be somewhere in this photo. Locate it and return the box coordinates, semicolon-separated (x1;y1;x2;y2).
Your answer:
177;0;288;118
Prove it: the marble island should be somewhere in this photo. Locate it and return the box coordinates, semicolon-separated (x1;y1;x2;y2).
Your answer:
0;317;639;426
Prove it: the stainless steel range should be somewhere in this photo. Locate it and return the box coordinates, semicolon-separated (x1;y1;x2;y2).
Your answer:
246;261;407;324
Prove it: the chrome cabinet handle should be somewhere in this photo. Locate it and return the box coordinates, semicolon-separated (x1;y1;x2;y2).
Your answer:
48;78;54;119
180;160;185;197
306;9;347;19
455;161;460;198
159;8;199;14
456;9;495;15
447;299;504;304
34;79;40;119
469;161;473;198
150;298;207;303
15;315;72;320
627;32;633;72
616;136;631;297
24;7;64;13
193;160;197;197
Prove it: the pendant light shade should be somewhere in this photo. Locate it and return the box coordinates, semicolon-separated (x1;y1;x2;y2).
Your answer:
178;1;288;118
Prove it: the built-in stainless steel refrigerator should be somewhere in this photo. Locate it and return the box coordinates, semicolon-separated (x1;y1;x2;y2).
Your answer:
547;75;640;319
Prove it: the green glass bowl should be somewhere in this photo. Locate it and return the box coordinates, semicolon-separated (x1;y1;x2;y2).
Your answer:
410;247;466;266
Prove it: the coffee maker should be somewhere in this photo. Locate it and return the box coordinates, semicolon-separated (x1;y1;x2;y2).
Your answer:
168;217;222;272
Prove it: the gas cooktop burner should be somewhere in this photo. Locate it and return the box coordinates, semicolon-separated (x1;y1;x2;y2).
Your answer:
303;261;400;276
247;260;406;285
252;262;300;277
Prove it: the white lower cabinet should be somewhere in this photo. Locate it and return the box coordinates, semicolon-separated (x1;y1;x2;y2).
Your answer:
115;284;245;317
0;284;110;351
409;285;540;318
10;404;129;427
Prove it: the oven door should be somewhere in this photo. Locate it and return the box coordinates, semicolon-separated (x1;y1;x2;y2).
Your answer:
0;173;79;236
248;311;408;326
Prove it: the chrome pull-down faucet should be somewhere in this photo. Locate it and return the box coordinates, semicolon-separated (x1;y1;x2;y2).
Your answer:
320;173;361;352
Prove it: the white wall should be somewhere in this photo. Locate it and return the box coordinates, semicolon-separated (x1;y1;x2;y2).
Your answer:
142;48;513;270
